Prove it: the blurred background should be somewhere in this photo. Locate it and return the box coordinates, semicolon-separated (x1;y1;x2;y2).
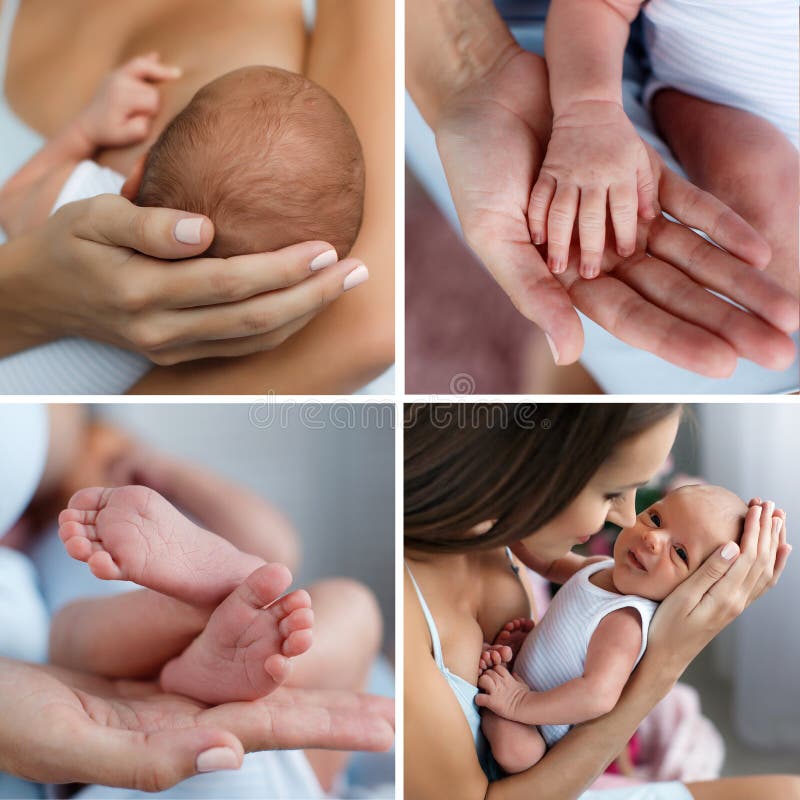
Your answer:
92;402;395;647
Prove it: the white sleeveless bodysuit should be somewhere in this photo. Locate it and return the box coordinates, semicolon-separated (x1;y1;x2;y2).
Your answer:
514;559;658;748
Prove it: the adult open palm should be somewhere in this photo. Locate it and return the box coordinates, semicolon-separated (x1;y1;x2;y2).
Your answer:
436;49;585;364
560;149;799;376
0;658;394;792
435;48;799;375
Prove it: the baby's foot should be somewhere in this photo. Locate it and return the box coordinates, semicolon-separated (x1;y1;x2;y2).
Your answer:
494;618;534;659
160;563;313;704
58;486;265;606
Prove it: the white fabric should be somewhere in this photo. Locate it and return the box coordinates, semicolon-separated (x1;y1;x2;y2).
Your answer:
0;160;152;395
0;404;48;535
514;560;658;748
75;750;324;800
0;548;49;663
581;784;693;800
643;1;799;147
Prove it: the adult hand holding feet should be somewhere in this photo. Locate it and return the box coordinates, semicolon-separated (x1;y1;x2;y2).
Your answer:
0;194;362;366
0;657;394;792
409;3;798;376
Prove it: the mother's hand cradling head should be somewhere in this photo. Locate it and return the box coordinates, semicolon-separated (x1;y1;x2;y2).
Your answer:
644;499;789;681
2;194;364;365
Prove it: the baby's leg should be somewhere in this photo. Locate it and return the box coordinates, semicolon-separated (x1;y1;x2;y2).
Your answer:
481;709;546;774
652;90;799;299
160;563;313;704
49;589;211;678
58;485;266;605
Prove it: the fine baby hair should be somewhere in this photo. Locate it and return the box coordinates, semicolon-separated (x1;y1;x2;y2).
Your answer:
136;65;365;259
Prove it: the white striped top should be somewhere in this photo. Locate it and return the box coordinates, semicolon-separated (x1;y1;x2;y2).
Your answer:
514;559;657;748
642;0;799;147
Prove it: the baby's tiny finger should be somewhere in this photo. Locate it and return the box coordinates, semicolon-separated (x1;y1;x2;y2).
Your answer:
578;185;606;279
529;174;556;247
547;183;579;274
608;180;638;258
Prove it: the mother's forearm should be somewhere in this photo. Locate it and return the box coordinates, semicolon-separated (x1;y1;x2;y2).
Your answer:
490;664;672;800
407;0;518;128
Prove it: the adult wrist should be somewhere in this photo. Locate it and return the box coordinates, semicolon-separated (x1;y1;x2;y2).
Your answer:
407;0;519;128
0;234;54;356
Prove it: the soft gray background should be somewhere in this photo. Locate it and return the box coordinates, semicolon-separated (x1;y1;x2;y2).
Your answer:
96;402;395;646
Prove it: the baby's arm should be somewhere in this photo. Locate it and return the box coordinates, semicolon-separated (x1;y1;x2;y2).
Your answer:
0;53;179;238
476;607;642;725
534;0;654;278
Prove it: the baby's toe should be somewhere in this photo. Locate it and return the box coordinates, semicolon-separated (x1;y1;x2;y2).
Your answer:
242;563;293;609
279;607;314;637
67;487;109;512
283;628;313;657
63;534;93;561
276;589;312;618
264;653;292;685
87;550;123;580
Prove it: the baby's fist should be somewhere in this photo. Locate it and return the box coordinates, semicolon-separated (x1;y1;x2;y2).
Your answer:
77;53;182;148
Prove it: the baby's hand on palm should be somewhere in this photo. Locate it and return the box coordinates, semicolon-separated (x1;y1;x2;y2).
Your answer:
476;664;531;720
77;53;182;148
529;101;657;278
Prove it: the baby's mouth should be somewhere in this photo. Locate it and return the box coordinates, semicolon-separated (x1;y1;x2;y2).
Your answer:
627;549;647;572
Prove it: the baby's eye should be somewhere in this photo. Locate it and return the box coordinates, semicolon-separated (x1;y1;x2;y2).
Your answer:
674;545;689;565
648;511;662;527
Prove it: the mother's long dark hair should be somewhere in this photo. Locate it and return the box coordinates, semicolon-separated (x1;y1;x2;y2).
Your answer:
405;403;680;553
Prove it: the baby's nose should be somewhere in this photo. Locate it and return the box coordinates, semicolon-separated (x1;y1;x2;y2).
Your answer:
643;530;667;553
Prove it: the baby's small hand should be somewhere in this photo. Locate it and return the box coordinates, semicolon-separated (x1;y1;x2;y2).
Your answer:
529;100;657;278
76;53;182;149
475;664;531;721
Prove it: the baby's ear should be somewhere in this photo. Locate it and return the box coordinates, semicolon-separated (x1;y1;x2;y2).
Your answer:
121;153;148;202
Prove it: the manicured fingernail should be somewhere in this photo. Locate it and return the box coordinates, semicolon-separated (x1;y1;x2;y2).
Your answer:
196;747;239;773
174;217;203;244
309;249;338;271
548;257;561;273
721;542;739;560
533;233;543;245
773;518;782;535
544;332;560;365
343;264;369;291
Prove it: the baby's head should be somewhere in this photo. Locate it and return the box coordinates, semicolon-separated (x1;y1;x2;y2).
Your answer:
611;484;748;601
134;66;364;258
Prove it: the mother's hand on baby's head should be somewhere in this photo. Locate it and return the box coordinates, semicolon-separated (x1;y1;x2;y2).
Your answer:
644;499;788;682
14;194;366;365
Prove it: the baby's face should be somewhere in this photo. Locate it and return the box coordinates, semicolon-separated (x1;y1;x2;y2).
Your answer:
611;485;746;601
